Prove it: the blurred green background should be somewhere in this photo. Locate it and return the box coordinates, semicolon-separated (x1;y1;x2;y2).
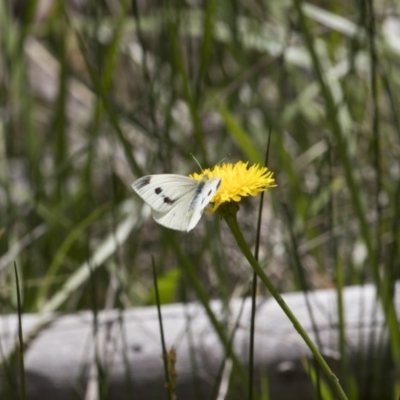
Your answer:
1;0;400;398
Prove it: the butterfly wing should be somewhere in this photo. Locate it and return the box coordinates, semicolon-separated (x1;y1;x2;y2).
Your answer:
132;175;198;213
186;177;221;231
152;177;221;231
151;202;194;231
132;174;221;232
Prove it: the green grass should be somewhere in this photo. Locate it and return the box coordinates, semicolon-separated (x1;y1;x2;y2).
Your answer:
1;0;400;399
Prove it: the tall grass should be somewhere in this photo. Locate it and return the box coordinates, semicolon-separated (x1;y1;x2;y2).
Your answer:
0;0;399;398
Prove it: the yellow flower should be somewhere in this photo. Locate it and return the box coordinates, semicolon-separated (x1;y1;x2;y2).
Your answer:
190;161;277;212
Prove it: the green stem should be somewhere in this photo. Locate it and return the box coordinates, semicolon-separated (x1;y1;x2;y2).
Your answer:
221;203;348;400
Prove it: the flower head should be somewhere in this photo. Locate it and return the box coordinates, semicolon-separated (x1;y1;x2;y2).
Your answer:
190;161;277;212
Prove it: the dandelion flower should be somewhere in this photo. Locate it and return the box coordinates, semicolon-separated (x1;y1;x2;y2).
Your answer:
190;161;276;212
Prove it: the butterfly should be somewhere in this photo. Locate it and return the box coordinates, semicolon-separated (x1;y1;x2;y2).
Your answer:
132;174;221;231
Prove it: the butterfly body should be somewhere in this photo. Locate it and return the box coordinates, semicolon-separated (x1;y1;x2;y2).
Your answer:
132;174;221;231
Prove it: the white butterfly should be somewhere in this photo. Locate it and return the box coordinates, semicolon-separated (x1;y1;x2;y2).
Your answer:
132;174;221;232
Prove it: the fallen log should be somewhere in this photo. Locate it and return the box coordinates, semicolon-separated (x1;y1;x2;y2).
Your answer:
0;283;397;399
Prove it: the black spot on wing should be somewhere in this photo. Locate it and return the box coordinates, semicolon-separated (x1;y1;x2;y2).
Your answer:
163;196;175;205
155;187;162;194
135;176;151;189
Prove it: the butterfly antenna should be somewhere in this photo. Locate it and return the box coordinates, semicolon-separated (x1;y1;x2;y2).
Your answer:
190;153;203;172
216;154;231;166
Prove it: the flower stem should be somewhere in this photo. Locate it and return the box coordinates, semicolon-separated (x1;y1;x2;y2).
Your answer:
221;204;348;400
